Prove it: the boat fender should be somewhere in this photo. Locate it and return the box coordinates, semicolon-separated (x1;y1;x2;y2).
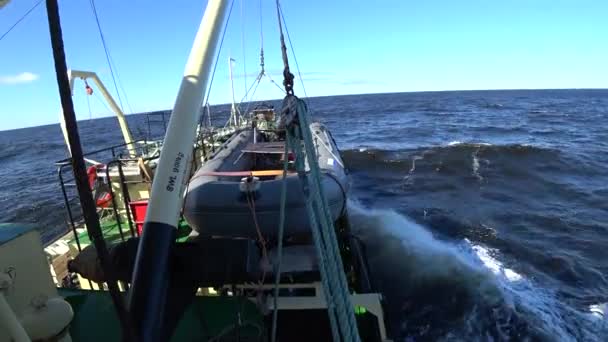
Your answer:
239;176;261;193
20;295;73;341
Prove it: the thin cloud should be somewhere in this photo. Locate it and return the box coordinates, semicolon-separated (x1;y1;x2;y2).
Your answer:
0;72;39;85
337;78;385;86
234;70;332;79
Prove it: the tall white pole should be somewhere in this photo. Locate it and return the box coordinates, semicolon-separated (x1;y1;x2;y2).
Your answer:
143;0;228;226
229;57;238;126
129;1;229;339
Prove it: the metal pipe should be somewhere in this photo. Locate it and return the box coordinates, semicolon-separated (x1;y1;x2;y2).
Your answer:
57;165;82;252
59;161;94;289
128;0;229;340
116;162;137;237
44;1;136;340
229;57;238;126
104;162;127;242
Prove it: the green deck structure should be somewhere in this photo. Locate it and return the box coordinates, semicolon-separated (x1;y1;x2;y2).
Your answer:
61;289;264;341
69;218;193;247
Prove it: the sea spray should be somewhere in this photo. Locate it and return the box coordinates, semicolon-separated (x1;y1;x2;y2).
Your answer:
346;201;607;341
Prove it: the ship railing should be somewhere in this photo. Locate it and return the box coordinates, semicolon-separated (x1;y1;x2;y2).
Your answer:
55;139;160;248
143;110;170;141
52;127;238;289
54;128;224;252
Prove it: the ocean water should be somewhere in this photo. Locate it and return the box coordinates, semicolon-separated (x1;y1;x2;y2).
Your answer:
1;89;607;340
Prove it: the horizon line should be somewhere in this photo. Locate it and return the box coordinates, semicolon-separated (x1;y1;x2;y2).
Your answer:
2;87;607;132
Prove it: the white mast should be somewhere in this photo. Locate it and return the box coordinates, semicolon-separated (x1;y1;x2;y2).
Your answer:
142;0;229;228
229;57;238;126
128;0;230;338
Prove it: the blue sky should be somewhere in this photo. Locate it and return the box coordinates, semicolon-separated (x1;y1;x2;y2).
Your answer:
1;0;607;130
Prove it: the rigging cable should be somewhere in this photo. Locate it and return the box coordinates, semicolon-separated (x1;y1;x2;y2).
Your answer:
271;138;290;342
235;0;271;117
0;0;43;42
88;0;126;112
108;53;134;114
200;0;236;126
272;1;361;340
278;4;308;99
237;75;263;124
240;0;248;97
93;90;113;114
265;72;287;93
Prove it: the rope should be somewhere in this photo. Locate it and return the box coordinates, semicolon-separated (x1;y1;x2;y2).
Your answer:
0;0;44;42
278;4;308;99
245;190;268;291
265;72;287;94
202;0;235;108
236;74;263;125
282;96;361;341
88;0;125;112
93;90;113;114
199;0;236;139
259;0;264;55
287;127;340;342
234;0;285;120
271;138;290;342
240;0;248;96
108;53;134;114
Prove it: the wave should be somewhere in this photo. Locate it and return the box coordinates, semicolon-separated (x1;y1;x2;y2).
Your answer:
347;201;608;341
341;143;571;183
0;141;65;163
0;143;29;162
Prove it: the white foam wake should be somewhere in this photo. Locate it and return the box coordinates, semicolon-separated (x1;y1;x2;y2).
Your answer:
347;201;608;341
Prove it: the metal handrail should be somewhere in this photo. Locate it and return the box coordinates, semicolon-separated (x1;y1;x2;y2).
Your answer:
54;139;158;166
56;151;163;249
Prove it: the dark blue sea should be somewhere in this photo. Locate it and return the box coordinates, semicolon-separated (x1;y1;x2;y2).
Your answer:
1;89;607;341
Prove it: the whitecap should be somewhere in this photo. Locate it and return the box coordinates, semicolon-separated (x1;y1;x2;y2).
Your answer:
589;303;607;319
346;201;607;340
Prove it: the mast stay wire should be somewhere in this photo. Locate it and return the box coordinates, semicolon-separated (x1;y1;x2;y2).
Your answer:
278;4;308;99
107;52;134;114
93;90;113;114
240;0;248;97
199;0;236;132
0;0;44;42
236;0;292;120
88;0;126;113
